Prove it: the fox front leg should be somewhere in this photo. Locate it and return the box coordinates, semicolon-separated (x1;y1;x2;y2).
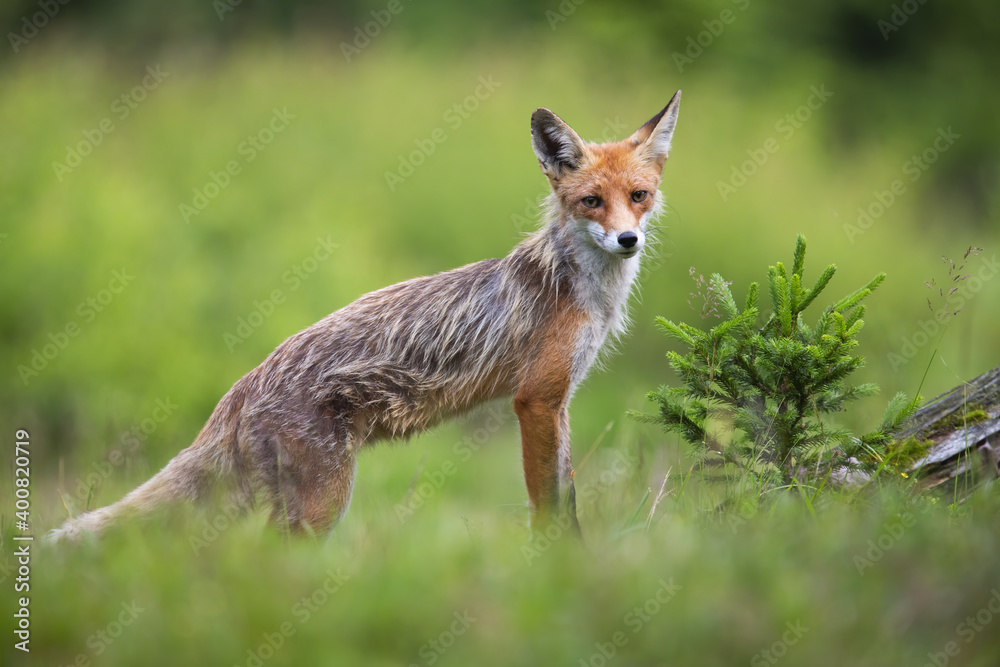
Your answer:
558;405;582;538
513;390;582;540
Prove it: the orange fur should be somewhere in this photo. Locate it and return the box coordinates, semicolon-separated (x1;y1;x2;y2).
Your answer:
514;297;587;516
550;142;662;237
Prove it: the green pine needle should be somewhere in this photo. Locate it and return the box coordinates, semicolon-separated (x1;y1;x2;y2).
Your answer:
634;235;914;496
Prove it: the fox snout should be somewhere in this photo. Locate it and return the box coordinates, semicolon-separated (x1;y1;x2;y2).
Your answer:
618;230;645;252
583;219;647;258
617;231;639;248
576;189;657;258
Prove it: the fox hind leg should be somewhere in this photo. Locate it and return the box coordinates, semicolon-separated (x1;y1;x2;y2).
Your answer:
299;455;357;535
264;435;357;537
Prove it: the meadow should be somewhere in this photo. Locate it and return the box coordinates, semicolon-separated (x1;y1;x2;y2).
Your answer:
2;17;1000;667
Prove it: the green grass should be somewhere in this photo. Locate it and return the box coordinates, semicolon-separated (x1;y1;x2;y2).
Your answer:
2;39;1000;667
5;430;1000;666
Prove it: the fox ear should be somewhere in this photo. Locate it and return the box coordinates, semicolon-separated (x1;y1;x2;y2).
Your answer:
531;108;586;180
630;90;681;168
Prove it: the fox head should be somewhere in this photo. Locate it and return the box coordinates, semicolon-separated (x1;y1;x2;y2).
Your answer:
530;91;680;259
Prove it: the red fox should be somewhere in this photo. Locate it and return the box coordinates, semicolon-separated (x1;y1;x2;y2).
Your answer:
49;92;681;543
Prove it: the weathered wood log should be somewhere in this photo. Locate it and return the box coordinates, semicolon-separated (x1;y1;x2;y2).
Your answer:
902;365;1000;491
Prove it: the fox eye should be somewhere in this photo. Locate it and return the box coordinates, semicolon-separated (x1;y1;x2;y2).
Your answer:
581;196;602;208
631;190;648;203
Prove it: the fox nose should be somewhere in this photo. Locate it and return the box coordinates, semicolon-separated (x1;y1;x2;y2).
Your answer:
617;231;639;249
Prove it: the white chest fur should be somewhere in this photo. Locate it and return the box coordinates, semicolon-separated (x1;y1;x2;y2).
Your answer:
569;250;642;389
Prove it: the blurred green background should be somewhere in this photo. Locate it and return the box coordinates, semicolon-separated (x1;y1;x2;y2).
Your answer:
2;1;1000;666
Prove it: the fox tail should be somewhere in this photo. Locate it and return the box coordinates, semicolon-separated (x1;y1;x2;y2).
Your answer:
47;387;245;544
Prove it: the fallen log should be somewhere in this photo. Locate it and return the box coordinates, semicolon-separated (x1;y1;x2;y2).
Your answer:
901;365;1000;492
